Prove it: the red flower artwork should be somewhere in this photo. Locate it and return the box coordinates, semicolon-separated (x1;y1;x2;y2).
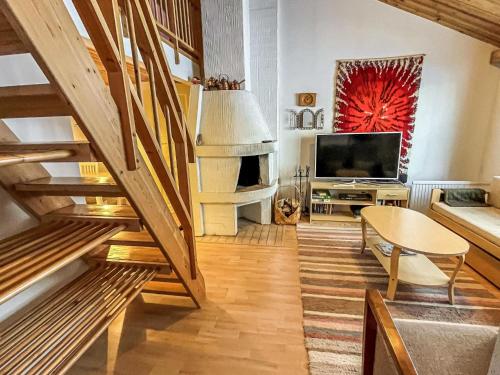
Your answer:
334;55;424;181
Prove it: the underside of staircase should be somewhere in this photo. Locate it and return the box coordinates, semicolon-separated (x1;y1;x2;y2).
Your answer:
0;0;205;373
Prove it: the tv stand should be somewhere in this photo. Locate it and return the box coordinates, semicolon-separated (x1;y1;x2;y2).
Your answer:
309;181;409;223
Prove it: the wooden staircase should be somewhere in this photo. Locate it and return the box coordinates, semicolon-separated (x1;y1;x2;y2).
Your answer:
0;264;157;374
0;0;204;372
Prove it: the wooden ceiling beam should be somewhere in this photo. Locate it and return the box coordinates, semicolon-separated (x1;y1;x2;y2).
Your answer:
378;0;500;47
442;0;500;26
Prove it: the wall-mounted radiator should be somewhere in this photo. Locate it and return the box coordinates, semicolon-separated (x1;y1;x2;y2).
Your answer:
409;181;490;213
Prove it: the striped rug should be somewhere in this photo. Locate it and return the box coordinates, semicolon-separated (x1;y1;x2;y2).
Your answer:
297;222;500;375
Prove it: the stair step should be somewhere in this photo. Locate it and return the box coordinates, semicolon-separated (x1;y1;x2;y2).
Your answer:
0;150;73;167
142;280;189;297
0;84;72;118
42;204;142;231
0;12;28;55
153;273;182;283
15;176;123;197
0;221;124;304
0;264;156;374
90;245;171;273
105;229;158;247
0;141;97;162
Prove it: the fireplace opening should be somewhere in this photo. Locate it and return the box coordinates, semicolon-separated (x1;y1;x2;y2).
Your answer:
237;155;261;187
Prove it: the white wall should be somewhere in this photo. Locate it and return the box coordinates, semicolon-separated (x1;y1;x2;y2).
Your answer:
250;0;278;139
201;0;251;85
277;0;500;185
480;79;500;181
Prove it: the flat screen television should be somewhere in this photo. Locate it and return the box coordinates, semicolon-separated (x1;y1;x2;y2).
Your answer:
315;132;402;180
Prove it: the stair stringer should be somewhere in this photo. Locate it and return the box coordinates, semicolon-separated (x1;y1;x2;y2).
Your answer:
0;0;205;306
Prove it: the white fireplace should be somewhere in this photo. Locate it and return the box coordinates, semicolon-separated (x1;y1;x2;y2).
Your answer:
195;90;278;236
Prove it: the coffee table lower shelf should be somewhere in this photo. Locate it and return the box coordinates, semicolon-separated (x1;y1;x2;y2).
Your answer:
366;236;450;287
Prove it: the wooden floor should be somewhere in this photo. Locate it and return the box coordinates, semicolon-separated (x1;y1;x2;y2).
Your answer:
198;219;297;247
71;223;308;374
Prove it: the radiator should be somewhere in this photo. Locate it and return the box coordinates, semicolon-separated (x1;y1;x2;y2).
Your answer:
409;180;490;213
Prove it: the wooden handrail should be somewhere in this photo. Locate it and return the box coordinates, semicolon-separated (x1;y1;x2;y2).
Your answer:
74;0;198;279
149;0;202;63
362;290;417;375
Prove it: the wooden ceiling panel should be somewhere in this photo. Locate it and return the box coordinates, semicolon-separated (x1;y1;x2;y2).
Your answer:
378;0;500;47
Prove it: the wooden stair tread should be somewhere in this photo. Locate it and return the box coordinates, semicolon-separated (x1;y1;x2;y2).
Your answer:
91;245;170;267
42;204;142;231
143;280;189;297
0;150;72;167
15;176;123;197
0;84;72;118
0;221;125;304
0;264;156;374
0;12;28;55
0;141;97;162
105;229;157;247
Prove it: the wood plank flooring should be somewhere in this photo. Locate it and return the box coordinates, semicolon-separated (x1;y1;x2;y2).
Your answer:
70;223;308;375
198;219;297;248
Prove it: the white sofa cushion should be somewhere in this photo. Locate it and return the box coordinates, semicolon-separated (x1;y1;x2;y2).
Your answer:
432;202;500;248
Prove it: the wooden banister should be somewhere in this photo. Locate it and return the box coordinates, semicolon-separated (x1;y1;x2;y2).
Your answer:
363;290;417;375
74;0;198;279
2;0;205;303
149;0;202;64
75;0;139;171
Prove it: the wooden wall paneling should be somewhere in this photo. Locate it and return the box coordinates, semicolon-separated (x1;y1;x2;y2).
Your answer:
0;0;205;304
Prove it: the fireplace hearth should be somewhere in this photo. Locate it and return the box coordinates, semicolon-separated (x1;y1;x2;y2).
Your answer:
195;90;278;236
238;156;261;187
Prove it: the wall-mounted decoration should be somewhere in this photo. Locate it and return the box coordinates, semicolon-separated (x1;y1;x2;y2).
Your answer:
288;108;324;130
333;54;425;182
297;93;317;107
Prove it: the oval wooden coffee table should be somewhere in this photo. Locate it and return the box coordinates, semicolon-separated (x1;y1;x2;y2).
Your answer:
360;206;469;304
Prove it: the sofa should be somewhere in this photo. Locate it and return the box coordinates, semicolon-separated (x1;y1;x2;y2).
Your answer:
428;177;500;288
362;290;499;375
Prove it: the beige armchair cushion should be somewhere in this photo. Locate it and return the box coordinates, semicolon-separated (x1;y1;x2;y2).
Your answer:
373;319;498;375
488;332;500;375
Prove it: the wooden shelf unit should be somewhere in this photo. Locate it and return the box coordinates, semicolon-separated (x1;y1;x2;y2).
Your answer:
309;181;409;223
366;236;449;286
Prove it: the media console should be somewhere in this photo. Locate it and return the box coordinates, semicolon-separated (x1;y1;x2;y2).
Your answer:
309;181;410;223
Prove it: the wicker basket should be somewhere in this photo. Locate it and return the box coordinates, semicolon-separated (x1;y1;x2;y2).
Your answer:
274;185;301;225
